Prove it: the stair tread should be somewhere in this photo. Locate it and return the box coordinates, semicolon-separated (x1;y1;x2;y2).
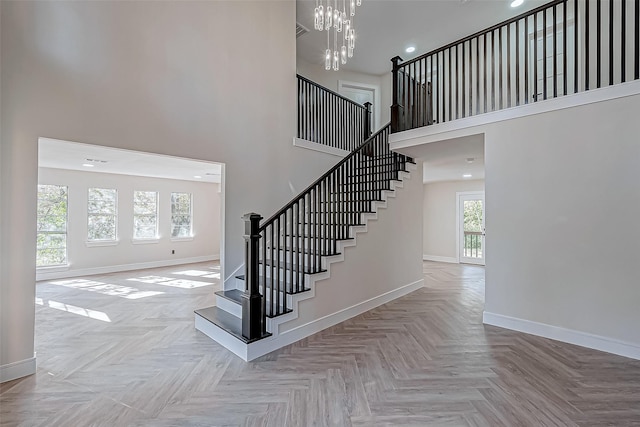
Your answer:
215;289;243;304
283;232;354;240
195;306;271;344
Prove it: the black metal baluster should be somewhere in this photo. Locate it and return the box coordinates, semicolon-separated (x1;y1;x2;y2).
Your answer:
276;216;281;315
525;16;530;103
597;0;602;88
500;27;504;109
261;228;266;324
553;4;558;98
462;42;466;118
544;9;548;99
484;34;488;113
516;20;520;106
563;1;568;95
507;23;512;107
575;0;579;93
270;223;274;317
469;40;473;115
455;44;459;119
449;47;452;121
535;12;539;100
636;0;639;79
622;0;626;83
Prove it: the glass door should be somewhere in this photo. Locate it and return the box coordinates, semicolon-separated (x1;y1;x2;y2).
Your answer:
458;193;485;265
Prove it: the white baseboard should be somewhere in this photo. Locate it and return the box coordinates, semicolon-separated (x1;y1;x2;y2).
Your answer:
36;255;219;281
483;311;640;361
293;137;350;158
423;254;458;263
246;278;425;361
1;356;36;383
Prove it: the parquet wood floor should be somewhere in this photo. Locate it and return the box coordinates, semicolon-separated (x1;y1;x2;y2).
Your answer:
1;261;639;426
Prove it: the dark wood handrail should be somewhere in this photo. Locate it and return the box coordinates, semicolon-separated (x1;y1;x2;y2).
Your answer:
259;123;391;232
297;74;367;110
396;0;566;69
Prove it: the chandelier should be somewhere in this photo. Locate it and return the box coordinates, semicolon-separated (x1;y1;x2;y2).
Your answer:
314;0;362;71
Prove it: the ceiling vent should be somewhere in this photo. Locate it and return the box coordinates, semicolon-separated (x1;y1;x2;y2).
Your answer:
296;22;309;38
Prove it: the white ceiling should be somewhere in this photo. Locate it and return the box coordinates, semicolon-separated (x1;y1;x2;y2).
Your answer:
38;138;223;183
416;134;485;183
296;0;548;75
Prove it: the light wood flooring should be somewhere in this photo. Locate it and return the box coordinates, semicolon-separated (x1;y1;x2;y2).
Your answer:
1;261;640;426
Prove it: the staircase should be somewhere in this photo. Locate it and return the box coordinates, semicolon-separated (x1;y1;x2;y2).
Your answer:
195;123;417;360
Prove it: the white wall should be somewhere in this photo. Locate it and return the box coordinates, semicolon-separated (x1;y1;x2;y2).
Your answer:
297;58;392;127
37;168;220;279
423;180;485;261
1;0;339;381
484;92;640;354
284;163;424;332
392;84;640;358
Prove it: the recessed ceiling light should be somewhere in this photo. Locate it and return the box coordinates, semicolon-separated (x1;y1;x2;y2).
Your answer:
463;174;473;178
82;163;94;168
194;175;202;179
466;157;475;163
510;0;524;7
405;46;416;53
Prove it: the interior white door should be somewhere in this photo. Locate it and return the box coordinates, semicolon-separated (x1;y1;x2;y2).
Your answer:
458;192;485;265
338;80;380;132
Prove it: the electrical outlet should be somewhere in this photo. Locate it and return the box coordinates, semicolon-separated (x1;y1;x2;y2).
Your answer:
171;250;175;255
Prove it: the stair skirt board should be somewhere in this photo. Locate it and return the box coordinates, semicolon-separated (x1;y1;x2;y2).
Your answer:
196;278;425;361
195;164;417;360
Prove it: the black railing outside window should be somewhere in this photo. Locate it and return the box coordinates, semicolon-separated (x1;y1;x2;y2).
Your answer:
298;74;372;151
391;0;640;133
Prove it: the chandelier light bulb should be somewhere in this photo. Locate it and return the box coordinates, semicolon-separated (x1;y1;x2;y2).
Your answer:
344;19;350;39
350;0;356;16
341;45;347;64
318;5;324;30
326;6;333;29
325;48;332;70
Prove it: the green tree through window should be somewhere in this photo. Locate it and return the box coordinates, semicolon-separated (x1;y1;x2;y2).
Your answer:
37;185;68;267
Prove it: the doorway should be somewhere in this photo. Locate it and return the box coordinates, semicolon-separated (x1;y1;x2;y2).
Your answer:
457;191;485;265
338;80;381;132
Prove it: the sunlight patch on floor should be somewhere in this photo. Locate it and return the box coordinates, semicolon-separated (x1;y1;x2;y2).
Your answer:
127;275;214;289
50;279;165;299
35;297;111;322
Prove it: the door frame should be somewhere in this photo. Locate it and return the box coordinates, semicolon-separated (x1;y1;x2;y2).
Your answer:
337;80;381;132
456;191;485;265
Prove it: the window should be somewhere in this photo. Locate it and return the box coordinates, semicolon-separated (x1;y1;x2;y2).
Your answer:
133;191;158;239
87;188;118;241
37;185;68;267
171;192;192;238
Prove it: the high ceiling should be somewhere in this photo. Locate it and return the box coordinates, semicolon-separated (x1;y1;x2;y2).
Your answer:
39;138;222;183
297;0;548;75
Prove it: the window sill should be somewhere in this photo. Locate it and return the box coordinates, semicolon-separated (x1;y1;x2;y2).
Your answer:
85;240;119;247
36;264;70;273
170;236;194;242
132;238;160;245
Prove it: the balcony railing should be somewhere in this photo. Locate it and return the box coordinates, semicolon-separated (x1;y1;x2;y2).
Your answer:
463;231;483;258
391;0;640;133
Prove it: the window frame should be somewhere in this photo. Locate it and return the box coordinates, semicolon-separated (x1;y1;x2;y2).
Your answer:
36;184;69;268
170;192;193;240
132;190;159;241
86;187;118;243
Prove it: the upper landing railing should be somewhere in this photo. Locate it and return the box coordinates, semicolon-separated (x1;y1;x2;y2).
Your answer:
298;74;372;151
391;0;640;133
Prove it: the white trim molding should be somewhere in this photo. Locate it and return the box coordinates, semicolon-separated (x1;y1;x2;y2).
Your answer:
423;255;458;263
390;79;640;151
0;356;36;383
293;138;350;158
36;255;219;281
245;278;424;361
483;312;640;361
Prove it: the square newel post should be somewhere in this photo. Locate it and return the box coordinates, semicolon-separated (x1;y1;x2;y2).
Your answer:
390;56;403;133
242;212;263;341
363;102;372;139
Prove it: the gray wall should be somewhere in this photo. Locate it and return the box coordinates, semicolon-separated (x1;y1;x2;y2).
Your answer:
1;1;339;376
485;92;640;345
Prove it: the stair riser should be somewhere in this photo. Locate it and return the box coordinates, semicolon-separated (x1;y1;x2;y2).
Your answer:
216;294;242;318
